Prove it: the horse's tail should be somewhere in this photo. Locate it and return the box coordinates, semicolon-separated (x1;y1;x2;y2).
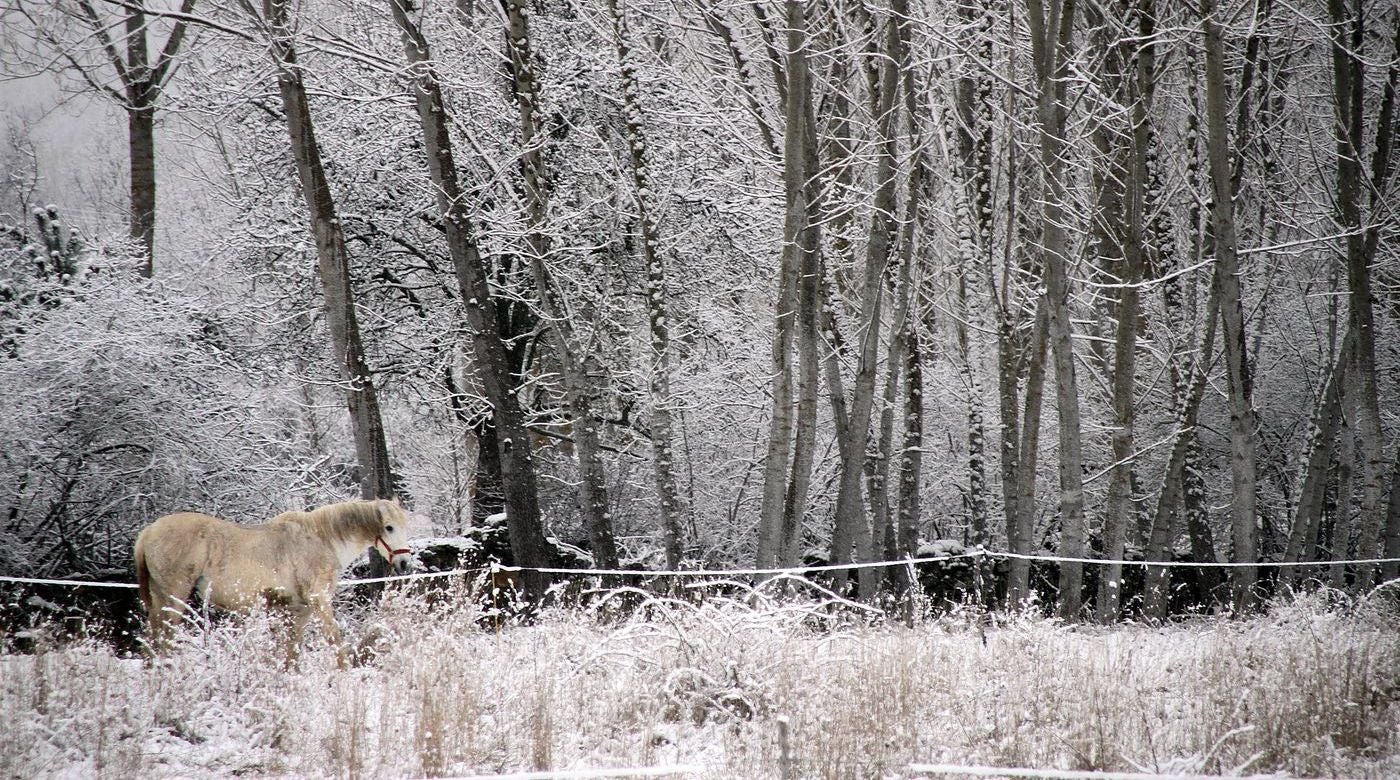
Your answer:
134;532;151;612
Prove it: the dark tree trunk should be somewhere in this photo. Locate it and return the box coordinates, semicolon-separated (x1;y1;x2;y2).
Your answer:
607;0;685;569
1327;0;1394;592
1027;0;1089;619
1202;0;1259;610
127;103;157;276
388;0;552;597
502;0;620;569
264;0;396;503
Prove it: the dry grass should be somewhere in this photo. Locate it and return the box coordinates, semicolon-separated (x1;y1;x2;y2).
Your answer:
3;585;1399;778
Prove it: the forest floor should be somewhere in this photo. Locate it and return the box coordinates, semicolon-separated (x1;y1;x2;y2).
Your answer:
3;586;1399;779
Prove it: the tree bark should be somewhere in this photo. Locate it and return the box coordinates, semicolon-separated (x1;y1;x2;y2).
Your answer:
830;2;901;597
498;0;620;569
607;0;685;569
1027;0;1088;619
757;0;820;570
953;0;995;564
1284;328;1355;585
264;0;396;503
1201;0;1259;610
127;102;157;276
387;0;551;597
121;4;155;275
1327;0;1389;591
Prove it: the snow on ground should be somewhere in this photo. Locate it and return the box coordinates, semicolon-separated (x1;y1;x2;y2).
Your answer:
3;587;1400;779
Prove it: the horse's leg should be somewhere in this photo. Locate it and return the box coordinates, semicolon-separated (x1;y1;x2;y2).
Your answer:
308;591;346;668
147;573;196;655
283;602;311;669
145;586;171;655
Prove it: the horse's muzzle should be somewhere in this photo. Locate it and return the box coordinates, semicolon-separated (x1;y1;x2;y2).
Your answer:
392;556;412;575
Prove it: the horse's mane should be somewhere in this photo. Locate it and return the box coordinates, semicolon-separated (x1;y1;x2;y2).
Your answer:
271;500;388;545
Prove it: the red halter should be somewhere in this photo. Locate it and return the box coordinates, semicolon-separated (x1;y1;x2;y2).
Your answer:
376;534;410;563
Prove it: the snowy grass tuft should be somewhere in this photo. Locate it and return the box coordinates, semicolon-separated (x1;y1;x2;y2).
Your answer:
3;586;1400;778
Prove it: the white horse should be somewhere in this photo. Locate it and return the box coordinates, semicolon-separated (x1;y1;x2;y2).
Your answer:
133;499;412;663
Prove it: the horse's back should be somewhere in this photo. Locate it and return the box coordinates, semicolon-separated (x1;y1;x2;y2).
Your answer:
137;511;336;611
137;511;232;562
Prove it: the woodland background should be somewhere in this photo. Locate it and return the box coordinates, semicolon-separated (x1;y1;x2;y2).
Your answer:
1;0;1398;620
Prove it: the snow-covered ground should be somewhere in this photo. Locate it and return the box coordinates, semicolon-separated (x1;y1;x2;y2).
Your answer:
3;587;1399;778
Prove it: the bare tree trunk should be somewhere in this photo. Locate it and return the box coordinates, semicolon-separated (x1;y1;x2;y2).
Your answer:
758;0;821;570
830;2;901;598
127;102;156;275
1285;328;1354;586
1201;0;1258;611
264;0;396;502
1012;301;1050;607
607;0;685;569
387;0;551;597
497;0;620;569
952;0;995;564
1142;283;1220;620
1026;0;1088;619
1327;0;1389;591
120;1;189;276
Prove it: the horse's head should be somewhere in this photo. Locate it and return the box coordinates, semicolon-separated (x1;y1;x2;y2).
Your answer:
372;501;413;574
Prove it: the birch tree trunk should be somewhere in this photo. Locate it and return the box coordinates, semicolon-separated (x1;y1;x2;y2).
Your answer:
263;0;396;502
1026;0;1089;619
1201;0;1259;610
499;0;620;569
830;1;901;598
953;0;995;563
607;0;686;569
1327;0;1392;591
758;0;820;570
387;0;552;597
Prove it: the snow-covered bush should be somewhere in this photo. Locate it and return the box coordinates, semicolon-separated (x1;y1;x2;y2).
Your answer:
0;262;311;578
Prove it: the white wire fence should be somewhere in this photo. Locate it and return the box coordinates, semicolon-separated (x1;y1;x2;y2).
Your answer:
4;548;1400;590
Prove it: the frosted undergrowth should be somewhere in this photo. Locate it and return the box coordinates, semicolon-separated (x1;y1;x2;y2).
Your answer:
3;586;1399;779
